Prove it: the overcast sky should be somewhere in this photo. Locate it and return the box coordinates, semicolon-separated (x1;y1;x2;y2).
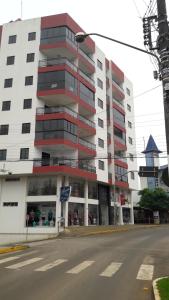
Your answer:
0;0;168;166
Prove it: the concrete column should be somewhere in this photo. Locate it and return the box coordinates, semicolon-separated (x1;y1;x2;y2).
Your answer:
84;181;88;226
64;176;69;227
118;205;124;225
56;175;62;232
130;206;134;224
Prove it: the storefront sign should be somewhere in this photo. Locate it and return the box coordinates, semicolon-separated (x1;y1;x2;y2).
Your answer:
60;186;71;202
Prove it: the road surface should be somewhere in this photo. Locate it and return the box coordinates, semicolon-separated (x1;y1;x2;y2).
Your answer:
0;226;169;300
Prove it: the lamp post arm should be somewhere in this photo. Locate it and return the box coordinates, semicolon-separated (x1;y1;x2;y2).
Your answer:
84;32;160;67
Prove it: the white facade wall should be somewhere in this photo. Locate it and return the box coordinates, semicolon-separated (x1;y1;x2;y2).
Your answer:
94;46;108;183
124;77;139;204
0;18;41;174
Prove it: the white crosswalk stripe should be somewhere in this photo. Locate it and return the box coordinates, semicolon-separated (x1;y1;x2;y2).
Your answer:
6;257;43;270
100;262;122;278
136;264;154;281
0;256;21;264
66;260;95;274
35;259;68;272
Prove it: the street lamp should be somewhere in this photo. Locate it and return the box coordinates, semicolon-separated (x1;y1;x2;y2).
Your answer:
75;32;161;71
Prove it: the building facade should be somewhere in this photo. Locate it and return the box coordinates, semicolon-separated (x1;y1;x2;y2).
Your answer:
0;13;138;243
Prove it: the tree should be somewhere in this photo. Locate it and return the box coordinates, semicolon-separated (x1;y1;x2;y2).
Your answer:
138;188;169;211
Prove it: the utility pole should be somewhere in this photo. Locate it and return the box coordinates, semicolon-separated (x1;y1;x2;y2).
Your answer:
156;0;169;158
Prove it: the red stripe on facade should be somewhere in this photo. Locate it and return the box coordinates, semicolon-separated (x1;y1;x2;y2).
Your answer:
40;41;77;56
114;122;126;133
112;83;125;101
78;98;96;114
113;102;125;115
115;180;129;189
114;139;127;151
78;53;95;74
111;61;124;83
34;138;96;156
114;159;128;169
38;65;95;92
33;165;97;180
41;13;95;53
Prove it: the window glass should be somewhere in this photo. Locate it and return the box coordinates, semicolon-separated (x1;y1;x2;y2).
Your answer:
0;149;7;160
97;78;103;89
25;76;33;86
98;138;104;148
28;32;36;41
23;98;32;109
0;124;9;135
97;59;103;70
98;160;104;170
8;35;17;44
4;78;13;88
6;56;15;65
22;123;31;134
28;177;56;196
20;148;29;159
98;98;103;108
98;118;104;128
2;101;11;111
26;53;35;62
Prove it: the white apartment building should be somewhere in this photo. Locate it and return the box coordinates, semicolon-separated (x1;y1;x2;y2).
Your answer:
0;13;138;243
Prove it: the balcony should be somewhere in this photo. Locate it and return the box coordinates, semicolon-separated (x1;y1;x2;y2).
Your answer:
112;81;125;101
36;106;96;136
114;155;128;169
114;136;127;151
39;57;78;73
111;61;124;85
35;130;96;156
33;158;96;180
79;70;95;87
78;48;95;74
113;99;125;116
115;174;129;189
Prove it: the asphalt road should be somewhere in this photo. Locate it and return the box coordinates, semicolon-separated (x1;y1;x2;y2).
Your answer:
0;226;169;300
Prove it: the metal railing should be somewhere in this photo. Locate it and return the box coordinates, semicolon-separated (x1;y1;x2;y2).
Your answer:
79;138;96;150
79;70;95;85
39;57;77;72
78;114;95;128
113;98;124;108
79;48;95;66
114;135;126;146
34;158;96;173
35;130;77;143
114;155;127;163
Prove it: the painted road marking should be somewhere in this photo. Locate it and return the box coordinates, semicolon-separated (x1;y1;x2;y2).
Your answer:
100;262;122;277
35;259;68;272
67;260;94;274
136;264;154;280
6;257;43;269
0;256;21;264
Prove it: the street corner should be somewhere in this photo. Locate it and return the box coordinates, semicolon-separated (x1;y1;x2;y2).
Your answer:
153;277;169;300
0;244;29;254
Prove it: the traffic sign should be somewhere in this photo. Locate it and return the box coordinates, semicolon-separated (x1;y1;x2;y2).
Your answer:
138;166;158;177
60;186;71;202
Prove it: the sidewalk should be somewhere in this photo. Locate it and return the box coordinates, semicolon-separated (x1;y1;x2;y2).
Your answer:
59;224;159;238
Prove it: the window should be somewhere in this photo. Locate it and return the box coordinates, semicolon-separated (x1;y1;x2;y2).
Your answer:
128;137;133;144
22;123;31;134
98;118;104;128
126;87;131;96
98;98;103;109
2;101;11;111
0;125;9;135
130;171;135;180
97;59;103;70
98;138;104;148
127;104;131;112
99;160;104;170
6;56;15;65
4;78;13;88
3;202;18;207
20;148;29;159
26;53;35;62
97;78;103;89
8;35;17;44
28;32;36;41
129;153;134;161
0;149;7;161
128;121;132;128
25;76;33;86
28;178;57;196
23;98;32;109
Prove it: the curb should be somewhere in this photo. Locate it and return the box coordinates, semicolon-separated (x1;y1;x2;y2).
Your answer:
0;245;29;254
153;277;168;300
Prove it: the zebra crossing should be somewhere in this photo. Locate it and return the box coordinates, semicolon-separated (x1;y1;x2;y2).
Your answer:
0;253;155;281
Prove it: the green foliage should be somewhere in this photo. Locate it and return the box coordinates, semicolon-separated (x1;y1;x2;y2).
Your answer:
138;188;169;211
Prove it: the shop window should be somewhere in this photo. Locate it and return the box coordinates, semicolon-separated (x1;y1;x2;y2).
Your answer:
26;202;55;227
88;182;98;199
28;176;56;196
88;204;98;225
69;178;84;198
68;203;84;226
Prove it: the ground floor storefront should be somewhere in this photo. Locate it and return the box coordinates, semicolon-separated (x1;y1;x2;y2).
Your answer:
0;174;134;244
